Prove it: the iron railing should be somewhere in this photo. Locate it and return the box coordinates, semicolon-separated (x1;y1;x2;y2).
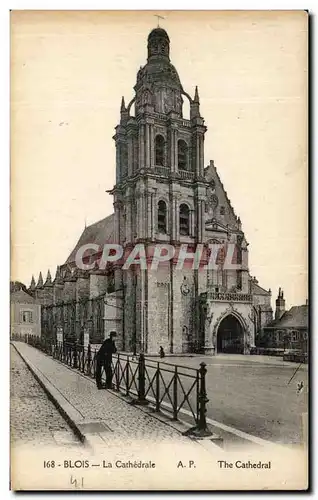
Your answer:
11;334;211;436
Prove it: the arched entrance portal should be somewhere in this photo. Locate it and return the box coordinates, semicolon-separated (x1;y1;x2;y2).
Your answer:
217;314;244;354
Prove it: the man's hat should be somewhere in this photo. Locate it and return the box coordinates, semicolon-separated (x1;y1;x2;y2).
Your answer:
109;331;117;337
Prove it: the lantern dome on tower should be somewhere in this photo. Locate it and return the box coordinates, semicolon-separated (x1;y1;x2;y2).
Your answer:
147;27;170;61
133;27;185;116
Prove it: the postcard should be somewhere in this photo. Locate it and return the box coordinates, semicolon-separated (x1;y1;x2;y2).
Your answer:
10;10;308;491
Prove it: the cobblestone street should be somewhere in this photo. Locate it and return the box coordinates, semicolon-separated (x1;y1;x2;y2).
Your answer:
10;345;81;448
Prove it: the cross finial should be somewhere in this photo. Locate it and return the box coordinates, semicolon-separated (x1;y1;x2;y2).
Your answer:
154;14;165;28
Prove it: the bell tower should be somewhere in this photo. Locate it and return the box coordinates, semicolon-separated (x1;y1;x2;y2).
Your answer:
111;27;210;354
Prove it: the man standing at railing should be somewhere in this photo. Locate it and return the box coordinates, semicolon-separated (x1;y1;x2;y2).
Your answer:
95;332;117;389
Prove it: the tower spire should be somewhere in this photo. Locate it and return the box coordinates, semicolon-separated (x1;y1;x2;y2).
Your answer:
37;272;43;288
30;275;36;290
120;96;126;112
54;266;63;285
194;85;200;103
44;269;52;286
190;86;201;119
120;96;129;124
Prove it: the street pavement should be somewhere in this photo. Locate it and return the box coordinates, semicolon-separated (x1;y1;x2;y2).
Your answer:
10;345;81;448
146;353;308;446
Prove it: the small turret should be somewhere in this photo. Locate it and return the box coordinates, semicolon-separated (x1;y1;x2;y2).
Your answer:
190;86;201;119
275;287;286;321
120;96;129;123
29;275;36;291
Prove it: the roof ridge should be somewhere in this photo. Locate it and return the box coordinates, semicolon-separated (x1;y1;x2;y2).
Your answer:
212;163;238;220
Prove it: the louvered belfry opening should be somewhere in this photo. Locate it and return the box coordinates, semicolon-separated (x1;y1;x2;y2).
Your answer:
179;204;190;236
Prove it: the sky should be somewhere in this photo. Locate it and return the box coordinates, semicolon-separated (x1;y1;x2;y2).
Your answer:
10;10;308;309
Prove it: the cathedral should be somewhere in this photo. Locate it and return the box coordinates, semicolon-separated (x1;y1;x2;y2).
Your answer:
28;27;274;355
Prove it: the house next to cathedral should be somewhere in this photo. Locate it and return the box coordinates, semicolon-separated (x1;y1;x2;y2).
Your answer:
28;27;274;355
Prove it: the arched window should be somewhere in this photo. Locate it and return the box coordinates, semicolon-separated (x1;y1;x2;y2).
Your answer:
155;135;165;166
179;204;190;236
158;200;167;234
178;140;188;170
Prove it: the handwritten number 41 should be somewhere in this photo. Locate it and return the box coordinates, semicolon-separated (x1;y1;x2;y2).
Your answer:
70;475;84;488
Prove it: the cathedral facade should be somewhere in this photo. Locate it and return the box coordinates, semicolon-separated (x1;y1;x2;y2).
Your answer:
29;28;273;355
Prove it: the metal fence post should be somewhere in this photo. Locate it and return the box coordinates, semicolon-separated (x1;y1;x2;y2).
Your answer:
68;343;71;366
132;353;148;406
93;349;97;378
115;353;120;391
184;362;212;438
81;345;85;373
197;362;209;432
78;344;82;371
173;365;178;420
125;355;130;396
73;342;78;369
87;344;91;376
155;362;160;412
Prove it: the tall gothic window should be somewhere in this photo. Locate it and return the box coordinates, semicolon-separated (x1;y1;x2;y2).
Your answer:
237;270;242;290
236;235;243;265
178;139;188;170
158;200;167;234
155;135;165;166
179;204;190;236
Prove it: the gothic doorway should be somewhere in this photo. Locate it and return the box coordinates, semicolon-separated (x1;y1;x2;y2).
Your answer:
217;314;244;354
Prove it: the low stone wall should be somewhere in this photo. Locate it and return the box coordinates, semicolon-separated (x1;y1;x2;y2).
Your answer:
251;347;285;357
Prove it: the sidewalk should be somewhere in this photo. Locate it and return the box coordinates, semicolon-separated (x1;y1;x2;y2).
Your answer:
11;341;219;456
